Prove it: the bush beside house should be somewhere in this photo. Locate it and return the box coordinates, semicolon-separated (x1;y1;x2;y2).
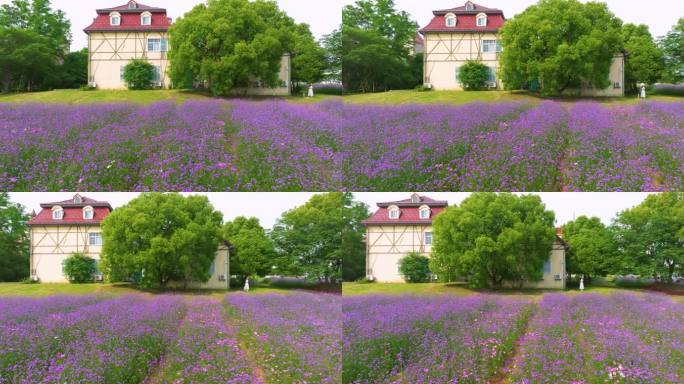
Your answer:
63;253;97;283
398;252;431;283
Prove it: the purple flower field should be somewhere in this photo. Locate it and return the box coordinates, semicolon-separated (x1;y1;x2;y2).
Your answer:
0;292;340;384
1;100;682;191
343;292;684;384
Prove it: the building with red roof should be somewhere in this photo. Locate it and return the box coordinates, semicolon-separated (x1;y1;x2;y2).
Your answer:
363;193;567;288
84;0;171;89
420;1;624;96
28;194;112;283
363;193;447;282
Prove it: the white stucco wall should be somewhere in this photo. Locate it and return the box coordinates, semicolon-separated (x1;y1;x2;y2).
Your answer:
177;244;231;290
562;54;625;97
366;224;434;283
30;225;103;283
88;31;171;89
423;32;502;90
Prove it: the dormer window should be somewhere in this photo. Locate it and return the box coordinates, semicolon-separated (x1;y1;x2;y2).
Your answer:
419;205;431;219
465;1;475;11
476;13;487;27
74;195;82;204
411;193;421;203
52;206;64;220
445;13;457;27
388;205;400;220
83;206;94;220
128;1;138;9
110;12;121;26
141;11;151;26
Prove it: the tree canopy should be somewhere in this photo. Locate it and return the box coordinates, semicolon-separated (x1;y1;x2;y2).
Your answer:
271;192;366;283
169;0;322;95
562;216;616;278
622;23;664;92
0;193;29;282
499;0;623;96
101;193;223;288
431;193;556;289
658;18;684;84
223;216;275;285
341;0;420;91
0;0;70;53
612;193;684;284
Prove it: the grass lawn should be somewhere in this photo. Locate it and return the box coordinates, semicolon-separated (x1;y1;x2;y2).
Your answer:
0;282;310;297
342;281;631;298
341;89;683;105
0;88;337;104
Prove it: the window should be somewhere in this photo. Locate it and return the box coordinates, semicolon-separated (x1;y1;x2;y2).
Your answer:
152;66;161;83
419;205;430;219
613;82;622;89
141;12;151;26
147;38;168;52
482;40;497;53
110;12;121;26
496;41;503;53
52;207;64;220
425;232;433;245
411;193;420;203
388;206;400;219
543;260;551;273
487;67;497;83
83;206;94;220
208;261;215;275
89;233;103;246
128;1;138;9
476;13;487;27
465;2;475;11
74;195;82;204
445;13;457;27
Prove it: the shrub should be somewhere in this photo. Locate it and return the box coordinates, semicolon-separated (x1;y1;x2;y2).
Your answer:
123;59;156;90
63;253;97;283
458;60;491;90
398;252;431;283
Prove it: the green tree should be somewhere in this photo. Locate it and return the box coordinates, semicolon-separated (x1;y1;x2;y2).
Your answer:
431;193;556;289
169;0;299;96
0;27;56;92
291;23;326;87
62;253;97;283
57;48;88;89
271;192;366;283
458;60;491;90
341;0;420;91
622;24;664;92
398;252;431;283
613;193;684;284
658;18;684;83
341;197;369;282
562;216;616;279
342;27;409;92
321;29;342;81
0;0;71;53
223;216;275;286
0;193;29;282
123;59;156;90
101;193;223;289
500;0;623;96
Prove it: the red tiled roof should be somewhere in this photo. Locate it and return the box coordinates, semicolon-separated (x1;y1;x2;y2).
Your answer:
364;194;448;225
29;194;113;225
85;2;170;33
434;2;503;15
28;207;112;226
97;1;164;13
415;34;424;45
420;13;505;33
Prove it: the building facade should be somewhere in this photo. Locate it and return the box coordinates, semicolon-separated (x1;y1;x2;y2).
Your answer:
420;1;624;96
85;0;291;95
85;1;172;89
28;195;112;283
28;194;230;289
364;193;568;288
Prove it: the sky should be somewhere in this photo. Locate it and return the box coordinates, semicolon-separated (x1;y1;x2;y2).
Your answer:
340;0;682;38
10;192;653;228
0;0;345;50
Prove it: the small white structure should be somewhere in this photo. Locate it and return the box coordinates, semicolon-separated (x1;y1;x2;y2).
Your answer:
244;278;250;291
308;85;315;97
579;277;585;291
